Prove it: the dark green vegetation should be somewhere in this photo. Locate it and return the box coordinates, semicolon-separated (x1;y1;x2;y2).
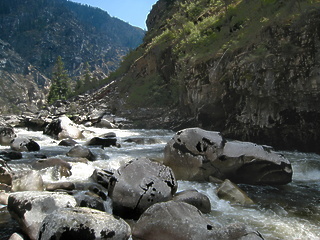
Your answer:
0;0;145;113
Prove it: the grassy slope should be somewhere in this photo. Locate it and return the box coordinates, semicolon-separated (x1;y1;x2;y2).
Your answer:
106;0;319;109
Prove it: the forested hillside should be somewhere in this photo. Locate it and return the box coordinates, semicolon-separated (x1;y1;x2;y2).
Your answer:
0;0;145;113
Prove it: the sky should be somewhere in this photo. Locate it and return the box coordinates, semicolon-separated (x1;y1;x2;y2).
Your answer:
70;0;158;30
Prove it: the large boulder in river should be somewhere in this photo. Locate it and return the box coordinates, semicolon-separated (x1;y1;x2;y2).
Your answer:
164;128;292;185
220;141;292;185
132;201;263;240
8;191;77;240
10;138;40;152
38;207;131;240
108;158;177;219
43;115;84;140
164;128;226;181
0;126;16;146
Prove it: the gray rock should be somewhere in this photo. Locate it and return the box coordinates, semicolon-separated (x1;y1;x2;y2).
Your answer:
132;201;263;240
217;179;254;205
38;207;131;240
220;141;292;185
66;145;96;161
109;158;177;219
164;128;226;181
10;138;40;152
0;126;16;146
43;115;84;140
164;128;292;185
86;132;117;148
173;189;211;213
8;191;77;240
0;159;12;185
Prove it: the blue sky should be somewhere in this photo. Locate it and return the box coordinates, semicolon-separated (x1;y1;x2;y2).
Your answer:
71;0;158;30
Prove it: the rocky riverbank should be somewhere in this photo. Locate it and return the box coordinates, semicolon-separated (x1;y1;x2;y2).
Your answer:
0;113;297;239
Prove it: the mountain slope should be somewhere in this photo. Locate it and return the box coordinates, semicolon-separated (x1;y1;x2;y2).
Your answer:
93;0;320;153
0;0;145;113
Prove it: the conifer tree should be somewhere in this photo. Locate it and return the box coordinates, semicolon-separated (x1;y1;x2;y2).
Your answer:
47;56;71;104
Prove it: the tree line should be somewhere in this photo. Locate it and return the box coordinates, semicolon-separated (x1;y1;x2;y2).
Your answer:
47;56;100;104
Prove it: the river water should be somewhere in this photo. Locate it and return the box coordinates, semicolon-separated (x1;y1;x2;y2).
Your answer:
0;127;319;240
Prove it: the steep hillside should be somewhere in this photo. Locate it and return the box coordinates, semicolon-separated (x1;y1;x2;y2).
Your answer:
96;0;320;153
0;0;145;113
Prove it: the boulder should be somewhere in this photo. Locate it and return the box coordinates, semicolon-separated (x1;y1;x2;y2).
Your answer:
164;128;225;181
11;170;44;192
86;132;117;148
66;145;96;161
10;138;40;152
58;138;78;146
173;189;211;213
109;158;177;219
216;179;254;205
0;126;16;146
219;141;293;185
7;191;77;240
38;207;131;240
132;201;263;240
164;128;293;185
43;115;84;140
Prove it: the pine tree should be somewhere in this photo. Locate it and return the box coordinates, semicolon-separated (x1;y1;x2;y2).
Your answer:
47;56;71;104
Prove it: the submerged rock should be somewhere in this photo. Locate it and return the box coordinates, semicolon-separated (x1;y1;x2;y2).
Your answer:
164;128;292;185
38;207;131;240
109;158;177;219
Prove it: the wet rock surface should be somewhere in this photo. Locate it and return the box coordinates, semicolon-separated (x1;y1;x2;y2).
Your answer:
164;128;292;185
7;191;77;240
132;201;263;240
109;158;177;219
38;207;131;240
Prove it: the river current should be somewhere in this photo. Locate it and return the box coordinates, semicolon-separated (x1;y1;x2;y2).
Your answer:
0;127;319;239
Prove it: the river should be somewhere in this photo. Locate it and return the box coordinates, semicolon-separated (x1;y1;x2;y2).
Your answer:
0;127;319;240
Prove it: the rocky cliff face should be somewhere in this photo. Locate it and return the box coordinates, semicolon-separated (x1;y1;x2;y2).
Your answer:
94;0;320;153
0;0;145;113
0;39;49;113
